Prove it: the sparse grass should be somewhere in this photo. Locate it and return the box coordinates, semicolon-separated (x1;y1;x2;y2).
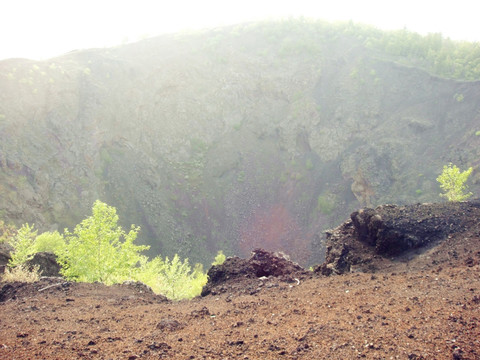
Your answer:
2;264;41;283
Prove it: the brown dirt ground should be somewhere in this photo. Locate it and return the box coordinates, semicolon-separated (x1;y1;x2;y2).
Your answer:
1;204;480;359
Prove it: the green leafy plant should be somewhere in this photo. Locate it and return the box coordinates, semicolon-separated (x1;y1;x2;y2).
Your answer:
134;256;165;289
159;255;204;300
141;254;207;300
190;263;208;297
34;231;66;254
8;224;37;267
2;201;208;300
56;200;148;285
436;163;473;201
212;250;226;266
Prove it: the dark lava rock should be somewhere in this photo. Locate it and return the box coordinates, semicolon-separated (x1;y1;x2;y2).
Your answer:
250;248;305;277
0;243;12;274
0;283;17;302
25;252;61;277
352;202;480;256
121;280;155;294
156;319;183;331
201;248;307;296
118;281;168;302
316;200;480;275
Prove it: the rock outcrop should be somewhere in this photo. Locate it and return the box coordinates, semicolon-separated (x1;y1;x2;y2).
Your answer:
201;248;308;296
317;200;480;275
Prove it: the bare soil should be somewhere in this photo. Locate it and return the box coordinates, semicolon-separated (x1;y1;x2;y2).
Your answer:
1;202;480;359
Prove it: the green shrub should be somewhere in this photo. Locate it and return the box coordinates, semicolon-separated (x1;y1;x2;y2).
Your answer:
134;256;165;289
212;250;226;266
34;231;65;254
139;254;207;300
3;200;209;300
8;224;37;267
436;163;473;201
56;200;148;285
0;201;209;300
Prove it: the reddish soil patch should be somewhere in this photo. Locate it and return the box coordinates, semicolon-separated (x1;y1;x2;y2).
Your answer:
239;205;309;264
1;202;480;359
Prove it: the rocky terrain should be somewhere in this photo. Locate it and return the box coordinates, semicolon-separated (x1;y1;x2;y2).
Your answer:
1;201;479;359
1;20;480;266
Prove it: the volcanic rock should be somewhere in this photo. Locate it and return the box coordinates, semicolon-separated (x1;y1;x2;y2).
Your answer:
25;252;61;277
317;200;480;275
201;248;308;296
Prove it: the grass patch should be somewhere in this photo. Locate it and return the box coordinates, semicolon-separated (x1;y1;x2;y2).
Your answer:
2;264;41;283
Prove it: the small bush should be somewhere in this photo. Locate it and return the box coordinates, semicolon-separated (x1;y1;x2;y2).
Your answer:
8;224;37;267
143;254;207;300
437;163;473;202
2;264;41;283
212;250;226;266
56;200;148;285
34;231;65;254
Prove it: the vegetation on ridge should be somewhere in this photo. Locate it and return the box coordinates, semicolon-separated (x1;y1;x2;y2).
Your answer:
242;19;480;80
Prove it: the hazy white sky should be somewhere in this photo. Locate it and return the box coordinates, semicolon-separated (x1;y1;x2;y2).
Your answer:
1;0;479;61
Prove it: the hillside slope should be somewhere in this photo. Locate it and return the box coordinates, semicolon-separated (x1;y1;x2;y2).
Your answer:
1;20;480;265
